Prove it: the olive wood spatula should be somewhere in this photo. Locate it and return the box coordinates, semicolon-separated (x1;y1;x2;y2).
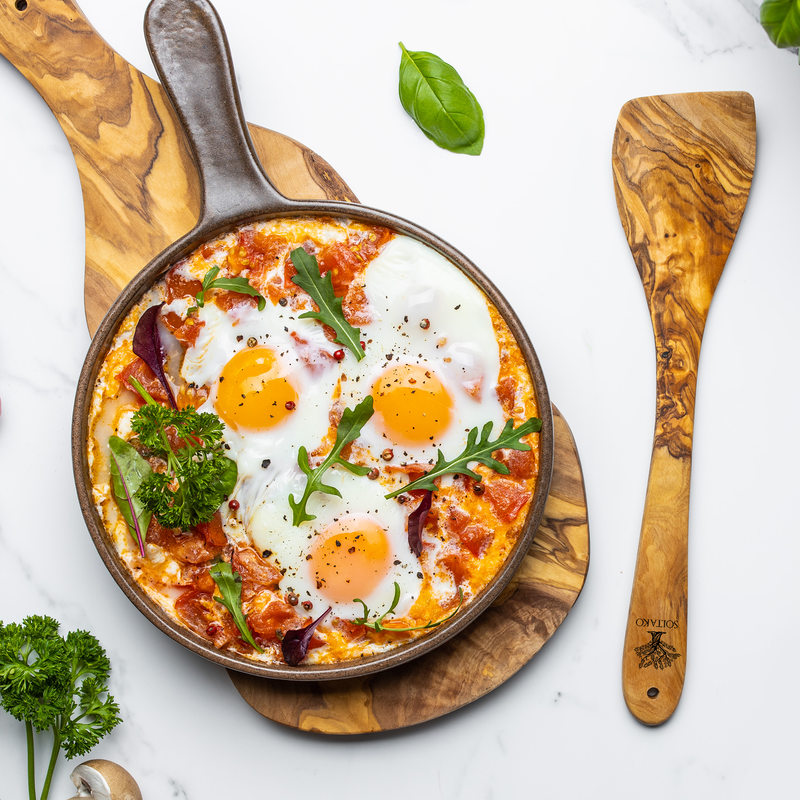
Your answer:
612;92;756;726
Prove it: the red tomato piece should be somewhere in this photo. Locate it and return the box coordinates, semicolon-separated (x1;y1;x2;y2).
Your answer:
193;511;227;548
175;590;237;648
484;478;531;523
165;269;202;303
495;376;517;416
231;547;282;600
116;358;168;405
495;448;536;479
458;524;494;558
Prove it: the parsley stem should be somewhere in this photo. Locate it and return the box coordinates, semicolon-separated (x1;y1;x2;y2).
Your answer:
40;723;62;800
25;720;35;800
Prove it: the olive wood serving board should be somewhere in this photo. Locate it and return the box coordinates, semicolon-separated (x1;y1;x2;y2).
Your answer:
0;0;590;732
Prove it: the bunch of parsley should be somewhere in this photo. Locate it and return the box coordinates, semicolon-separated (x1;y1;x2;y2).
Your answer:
0;615;121;800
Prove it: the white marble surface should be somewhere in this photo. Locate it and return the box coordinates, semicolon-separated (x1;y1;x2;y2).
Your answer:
1;0;798;797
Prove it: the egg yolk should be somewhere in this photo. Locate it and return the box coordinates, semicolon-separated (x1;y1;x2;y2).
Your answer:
215;347;297;431
310;518;392;603
372;364;454;446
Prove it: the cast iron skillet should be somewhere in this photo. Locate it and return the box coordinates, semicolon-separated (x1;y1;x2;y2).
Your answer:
72;0;554;680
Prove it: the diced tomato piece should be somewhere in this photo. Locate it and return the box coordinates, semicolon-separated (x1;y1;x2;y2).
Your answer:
331;617;367;642
441;504;470;537
146;517;222;564
458;524;494;558
213;289;259;313
162;309;204;348
438;551;469;586
165;268;202;303
175;590;237;648
247;599;303;643
351;226;394;261
318;241;364;297
342;283;373;326
116;358;168;405
484;478;531;523
495;448;536;479
194;512;227;548
179;564;217;594
228;230;287;277
231;547;282;600
495;377;517;415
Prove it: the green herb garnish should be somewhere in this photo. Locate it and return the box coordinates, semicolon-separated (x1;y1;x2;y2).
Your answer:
289;396;374;526
209;562;264;652
289;247;365;361
188;265;266;314
385;417;541;498
398;42;485;155
108;435;152;556
353;582;464;632
0;615;122;800
761;0;800;50
128;376;238;529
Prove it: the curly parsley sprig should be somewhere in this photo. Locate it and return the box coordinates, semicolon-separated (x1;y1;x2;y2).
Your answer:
0;616;121;800
289;396;374;526
353;582;464;632
290;247;365;361
128;376;237;529
384;417;542;498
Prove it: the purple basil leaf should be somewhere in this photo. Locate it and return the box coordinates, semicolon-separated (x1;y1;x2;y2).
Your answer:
406;490;432;557
281;607;332;666
132;302;178;409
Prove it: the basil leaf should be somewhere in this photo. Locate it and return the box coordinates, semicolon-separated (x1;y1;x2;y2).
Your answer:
761;0;800;48
209;562;264;652
108;436;152;556
398;42;484;155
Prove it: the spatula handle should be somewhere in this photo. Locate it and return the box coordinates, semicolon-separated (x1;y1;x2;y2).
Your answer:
622;443;690;725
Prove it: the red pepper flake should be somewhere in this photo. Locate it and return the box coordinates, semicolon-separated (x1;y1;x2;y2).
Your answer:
228;499;240;510
285;400;296;411
206;622;222;637
333;349;345;361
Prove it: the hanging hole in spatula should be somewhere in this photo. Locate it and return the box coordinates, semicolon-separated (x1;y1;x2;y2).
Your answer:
647;687;659;699
15;1;28;12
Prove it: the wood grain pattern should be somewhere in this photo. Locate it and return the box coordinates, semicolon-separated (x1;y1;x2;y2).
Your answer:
229;405;588;734
1;0;589;730
0;0;355;334
612;92;755;726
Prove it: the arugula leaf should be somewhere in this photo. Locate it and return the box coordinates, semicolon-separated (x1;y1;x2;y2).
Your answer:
190;265;266;314
353;582;464;632
209;562;264;652
108;435;152;557
289;247;365;361
385;417;541;498
761;0;800;49
0;616;121;800
398;43;484;155
289;396;374;526
128;376;238;529
281;607;332;666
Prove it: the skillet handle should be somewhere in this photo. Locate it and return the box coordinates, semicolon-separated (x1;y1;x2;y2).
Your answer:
144;0;296;229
